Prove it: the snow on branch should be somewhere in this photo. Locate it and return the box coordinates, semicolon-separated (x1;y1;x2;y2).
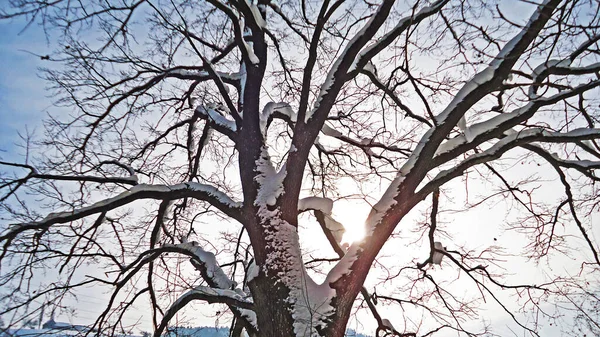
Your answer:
259;102;296;135
364;174;405;233
240;0;266;29
300;196;345;244
298;196;333;214
434;78;600;160
397;0;562;178
305;0;398;122
204;0;259;65
310;0;449;122
165;67;241;84
420;127;600;199
0;161;139;204
79;64;240;151
0;183;242;257
194;103;238;137
522;144;600;181
195;56;242;124
99;160;137;179
156;242;258;335
352;0;449;72
528;33;600;99
166;242;238;289
529;59;600;99
154;285;253;337
254;147;286;207
320;123;411;156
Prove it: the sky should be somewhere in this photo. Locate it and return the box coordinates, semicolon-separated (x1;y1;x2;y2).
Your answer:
0;19;53;159
1;2;599;337
0;17;159;331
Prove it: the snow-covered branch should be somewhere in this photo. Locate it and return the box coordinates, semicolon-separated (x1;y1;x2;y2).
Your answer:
204;0;259;65
305;0;398;122
0;183;242;259
0;161;139;203
194;104;238;138
419;127;600;199
433;78;600;163
399;0;562;178
321;123;412;157
166;242;238;289
259;102;296;136
529;34;600;99
523;144;600;180
194;57;242;125
154;287;253;337
165;67;240;84
351;0;449;74
155;242;258;336
299;196;345;245
312;0;449;121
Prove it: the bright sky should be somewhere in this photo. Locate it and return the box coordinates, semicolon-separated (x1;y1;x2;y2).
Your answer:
0;20;51;158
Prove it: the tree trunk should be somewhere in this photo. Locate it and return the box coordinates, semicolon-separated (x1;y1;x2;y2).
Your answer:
249;275;296;337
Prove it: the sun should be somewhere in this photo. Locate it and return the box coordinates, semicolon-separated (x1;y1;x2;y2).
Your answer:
333;200;369;245
341;223;366;245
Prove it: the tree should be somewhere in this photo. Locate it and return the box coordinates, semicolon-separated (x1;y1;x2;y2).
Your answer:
1;0;600;336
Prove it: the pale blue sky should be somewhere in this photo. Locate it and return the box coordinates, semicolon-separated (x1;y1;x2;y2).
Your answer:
0;19;54;159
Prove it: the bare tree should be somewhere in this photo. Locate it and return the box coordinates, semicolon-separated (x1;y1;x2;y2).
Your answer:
1;0;600;336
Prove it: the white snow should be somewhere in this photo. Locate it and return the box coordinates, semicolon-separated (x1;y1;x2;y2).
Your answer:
196;104;237;131
547;152;600;169
35;182;240;226
362;61;377;75
529;59;572;99
165;242;237;289
458;115;474;142
246;0;267;28
254;147;287;207
258;212;336;337
324;243;360;284
246;260;260;283
324;215;346;245
239;309;258;330
437;67;496;124
192;285;250;302
241;25;260;65
364;174;405;233
260;102;296;135
321;124;343;138
432;241;445;265
298;196;333;214
170;285;252;309
239;61;247;107
298;197;345;243
254;149;337;337
434;103;535;156
169;68;243;82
